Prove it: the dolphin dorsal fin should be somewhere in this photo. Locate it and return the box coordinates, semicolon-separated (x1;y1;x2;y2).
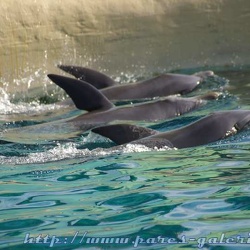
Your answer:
47;74;114;111
92;124;158;145
57;65;116;89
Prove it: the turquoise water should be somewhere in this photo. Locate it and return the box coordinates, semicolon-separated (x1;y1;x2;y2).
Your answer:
0;69;250;250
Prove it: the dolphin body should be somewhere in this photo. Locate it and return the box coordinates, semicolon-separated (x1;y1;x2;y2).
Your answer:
48;74;218;123
57;65;214;100
92;110;250;149
0;75;218;144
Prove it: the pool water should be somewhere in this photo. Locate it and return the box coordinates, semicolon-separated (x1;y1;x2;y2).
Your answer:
0;68;250;250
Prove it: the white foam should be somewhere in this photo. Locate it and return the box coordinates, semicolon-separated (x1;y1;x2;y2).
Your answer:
0;143;89;165
0;87;63;116
123;143;173;153
0;141;173;165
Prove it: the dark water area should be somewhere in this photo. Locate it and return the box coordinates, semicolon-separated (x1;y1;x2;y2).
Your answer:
0;66;250;250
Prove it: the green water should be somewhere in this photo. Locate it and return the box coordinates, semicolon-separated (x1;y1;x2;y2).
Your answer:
0;69;250;250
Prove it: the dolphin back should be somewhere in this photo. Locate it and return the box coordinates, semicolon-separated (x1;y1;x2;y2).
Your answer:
92;124;158;145
92;110;250;149
160;110;250;148
131;137;174;149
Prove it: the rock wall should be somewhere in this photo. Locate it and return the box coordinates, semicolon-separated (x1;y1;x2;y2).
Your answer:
0;0;250;89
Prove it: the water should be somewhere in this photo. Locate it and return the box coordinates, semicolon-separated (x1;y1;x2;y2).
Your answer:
0;68;250;250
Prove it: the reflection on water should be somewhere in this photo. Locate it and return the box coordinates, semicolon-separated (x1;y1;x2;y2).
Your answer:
0;146;250;249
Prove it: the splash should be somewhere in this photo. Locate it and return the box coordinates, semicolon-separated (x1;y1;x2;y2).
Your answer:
123;143;173;153
0;85;70;118
0;143;89;165
0;91;63;116
0;141;173;165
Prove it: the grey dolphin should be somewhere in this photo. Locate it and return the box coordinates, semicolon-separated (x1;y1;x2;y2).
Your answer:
0;75;218;144
92;110;250;149
48;74;218;123
57;65;214;100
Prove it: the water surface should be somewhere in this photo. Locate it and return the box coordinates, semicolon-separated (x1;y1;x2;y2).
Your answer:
0;68;250;250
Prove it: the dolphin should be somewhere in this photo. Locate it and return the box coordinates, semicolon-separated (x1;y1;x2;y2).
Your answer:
57;65;214;100
0;73;219;144
92;110;250;149
0;75;218;144
48;74;219;123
